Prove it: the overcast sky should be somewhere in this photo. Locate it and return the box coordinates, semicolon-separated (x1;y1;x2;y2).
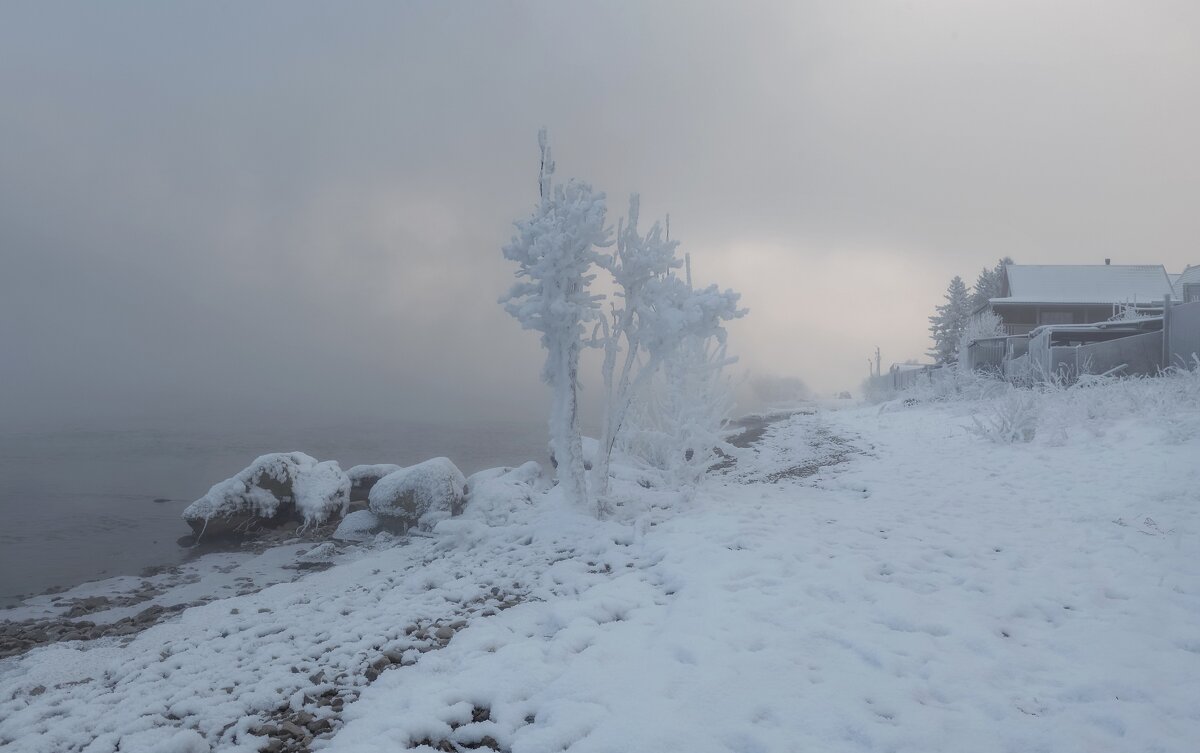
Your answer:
2;1;1198;430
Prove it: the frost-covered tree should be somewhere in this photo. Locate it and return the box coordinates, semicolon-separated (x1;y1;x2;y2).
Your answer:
621;329;739;488
957;309;1006;369
500;130;611;506
928;275;971;364
969;257;1014;310
593;196;744;499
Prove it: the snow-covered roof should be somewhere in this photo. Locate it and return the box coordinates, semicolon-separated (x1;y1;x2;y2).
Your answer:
1174;265;1200;293
1027;316;1163;338
991;264;1175;305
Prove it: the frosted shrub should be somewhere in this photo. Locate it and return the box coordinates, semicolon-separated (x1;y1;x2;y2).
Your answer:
884;364;1006;405
957;309;1005;370
1035;362;1200;445
593;196;744;499
970;389;1038;443
619;334;739;487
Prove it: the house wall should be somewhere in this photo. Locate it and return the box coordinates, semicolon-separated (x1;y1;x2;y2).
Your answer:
990;304;1121;336
1166;301;1200;368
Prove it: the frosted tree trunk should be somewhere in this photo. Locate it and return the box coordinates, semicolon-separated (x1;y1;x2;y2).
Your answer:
499;131;610;510
548;336;588;506
595;346;658;499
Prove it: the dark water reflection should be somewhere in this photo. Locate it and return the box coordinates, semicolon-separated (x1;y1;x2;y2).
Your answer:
0;420;549;605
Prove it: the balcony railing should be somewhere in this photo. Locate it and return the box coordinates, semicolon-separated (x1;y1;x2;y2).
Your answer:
1001;323;1036;336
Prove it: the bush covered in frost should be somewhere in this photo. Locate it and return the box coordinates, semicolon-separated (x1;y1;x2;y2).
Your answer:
878;359;1200;447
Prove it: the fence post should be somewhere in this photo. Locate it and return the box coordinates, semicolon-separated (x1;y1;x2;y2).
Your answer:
1162;294;1172;370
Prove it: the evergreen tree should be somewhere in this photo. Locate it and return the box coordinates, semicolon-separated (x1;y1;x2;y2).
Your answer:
928;276;971;364
969;256;1015;310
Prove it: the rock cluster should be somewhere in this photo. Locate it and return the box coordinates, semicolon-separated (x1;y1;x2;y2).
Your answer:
0;601;202;659
181;454;469;544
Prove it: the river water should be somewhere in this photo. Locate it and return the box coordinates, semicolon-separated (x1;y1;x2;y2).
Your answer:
0;419;550;605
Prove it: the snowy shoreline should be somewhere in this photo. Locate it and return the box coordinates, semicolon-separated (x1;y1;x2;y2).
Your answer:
3;393;1198;753
0;410;804;660
0;524;348;659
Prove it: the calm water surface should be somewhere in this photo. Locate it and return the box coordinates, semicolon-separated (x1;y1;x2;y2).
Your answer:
0;420;549;605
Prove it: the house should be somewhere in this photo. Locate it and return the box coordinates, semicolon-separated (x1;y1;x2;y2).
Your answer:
972;263;1176;336
1175;265;1200;303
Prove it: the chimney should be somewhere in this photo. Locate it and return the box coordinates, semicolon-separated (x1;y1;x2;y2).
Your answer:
1105;258;1111;265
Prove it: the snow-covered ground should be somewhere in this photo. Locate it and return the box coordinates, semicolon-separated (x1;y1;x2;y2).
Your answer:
2;386;1198;752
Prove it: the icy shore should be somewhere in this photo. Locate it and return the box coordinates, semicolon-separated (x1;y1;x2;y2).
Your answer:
2;391;1198;752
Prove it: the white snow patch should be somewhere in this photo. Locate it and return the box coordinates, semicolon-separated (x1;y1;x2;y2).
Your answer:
346;464;403;485
462;461;549;526
293;460;351;526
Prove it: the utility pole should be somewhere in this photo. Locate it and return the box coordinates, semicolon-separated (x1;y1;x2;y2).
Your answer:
874;346;881;377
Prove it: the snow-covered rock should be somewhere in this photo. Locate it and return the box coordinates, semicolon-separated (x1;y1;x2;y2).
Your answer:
296;542;338;567
235;451;317;497
462;461;548;526
332;510;384;542
293;460;351;526
182;452;326;539
368;457;466;531
346;464;402;504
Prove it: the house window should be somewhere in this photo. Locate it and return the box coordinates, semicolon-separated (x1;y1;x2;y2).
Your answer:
1039;311;1073;325
1184;284;1200;303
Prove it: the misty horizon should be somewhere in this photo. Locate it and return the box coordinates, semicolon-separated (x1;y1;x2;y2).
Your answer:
3;1;1198;431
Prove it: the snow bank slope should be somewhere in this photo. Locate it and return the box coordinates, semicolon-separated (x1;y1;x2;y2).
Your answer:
331;403;1200;753
3;391;1198;753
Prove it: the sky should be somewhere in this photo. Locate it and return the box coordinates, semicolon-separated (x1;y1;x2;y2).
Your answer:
1;1;1198;431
